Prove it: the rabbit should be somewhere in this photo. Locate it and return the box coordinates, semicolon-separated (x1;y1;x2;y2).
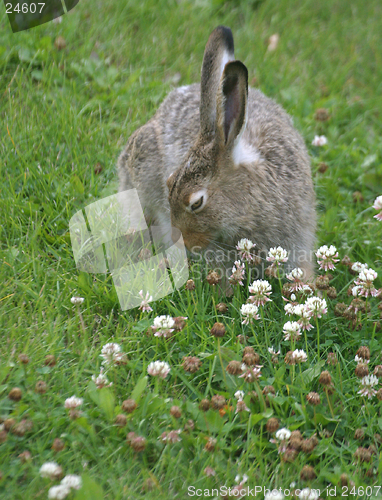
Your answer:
118;26;316;285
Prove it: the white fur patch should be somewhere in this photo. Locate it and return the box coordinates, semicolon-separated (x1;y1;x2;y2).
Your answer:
177;85;190;95
220;50;235;78
232;138;261;167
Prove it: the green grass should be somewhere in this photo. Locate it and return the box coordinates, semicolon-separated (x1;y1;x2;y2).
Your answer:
1;0;382;498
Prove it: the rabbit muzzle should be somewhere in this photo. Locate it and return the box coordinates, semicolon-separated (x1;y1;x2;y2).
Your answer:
171;226;211;252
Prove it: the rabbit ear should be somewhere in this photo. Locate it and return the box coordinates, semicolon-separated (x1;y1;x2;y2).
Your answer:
216;60;248;148
200;26;235;139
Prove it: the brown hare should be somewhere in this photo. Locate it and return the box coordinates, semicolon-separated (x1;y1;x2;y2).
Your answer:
118;26;316;283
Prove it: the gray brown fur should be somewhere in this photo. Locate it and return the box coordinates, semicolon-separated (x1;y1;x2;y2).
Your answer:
118;26;316;279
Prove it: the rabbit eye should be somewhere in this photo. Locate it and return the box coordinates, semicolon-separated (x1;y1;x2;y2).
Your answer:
190;196;204;211
186;189;208;213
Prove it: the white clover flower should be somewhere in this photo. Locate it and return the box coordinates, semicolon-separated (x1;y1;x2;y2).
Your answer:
139;290;153;312
239;365;262;382
283;321;301;342
266;246;288;264
305;296;327;318
153;317;175;329
298;488;320;500
354;268;380;298
351;262;369;273
248;279;272;306
315;244;339;271
286;267;304;281
153;315;175;338
91;368;112;389
354;355;369;364
64;396;83;409
100;342;123;366
373;195;382;221
230;260;245;286
61;475;82;490
373;195;382;210
235;390;245;401
275;428;291;440
265;491;285;500
284;302;296;316
147;361;171;379
286;267;304;291
48;485;70;500
234;474;248;484
268;347;280;356
291;349;307;363
294;303;314;331
290;293;296;301
352;286;360;297
40;461;63;479
240;303;260;325
70;296;84;305
236;239;255;262
160;429;182;443
358;374;379;399
300;284;314;296
359;268;377;282
312;135;327;146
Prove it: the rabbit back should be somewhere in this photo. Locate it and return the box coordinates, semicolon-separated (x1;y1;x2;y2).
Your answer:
117;84;200;235
235;87;316;264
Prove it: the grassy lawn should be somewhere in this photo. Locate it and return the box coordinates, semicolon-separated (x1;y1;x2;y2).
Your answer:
1;0;382;498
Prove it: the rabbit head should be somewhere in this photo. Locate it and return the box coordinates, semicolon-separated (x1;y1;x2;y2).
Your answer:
167;26;251;254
